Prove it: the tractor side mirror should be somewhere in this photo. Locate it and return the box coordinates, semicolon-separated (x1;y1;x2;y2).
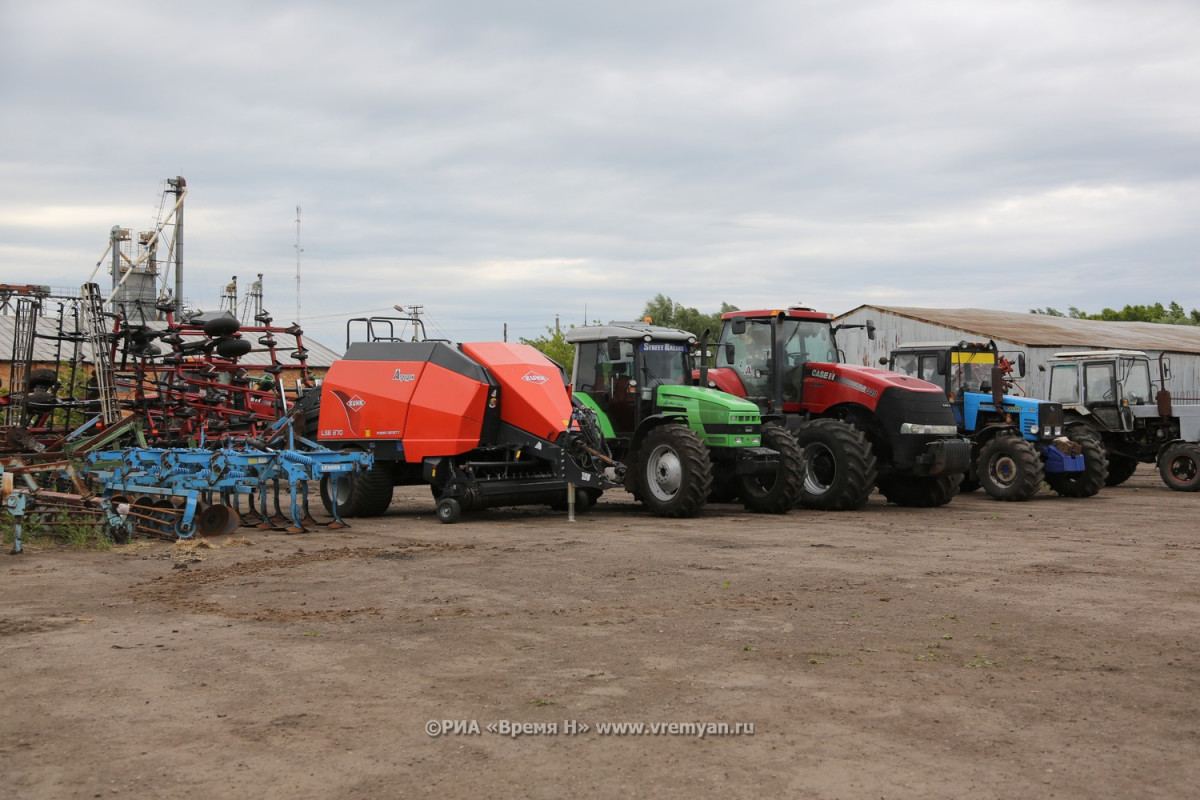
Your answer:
724;343;735;364
606;336;621;361
936;352;948;376
1016;354;1027;378
730;316;746;335
866;319;876;340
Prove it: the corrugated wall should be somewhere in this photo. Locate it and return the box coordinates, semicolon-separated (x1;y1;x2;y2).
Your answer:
837;308;1200;401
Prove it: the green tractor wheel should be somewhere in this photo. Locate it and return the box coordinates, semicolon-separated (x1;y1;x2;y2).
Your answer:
635;423;712;517
738;423;805;513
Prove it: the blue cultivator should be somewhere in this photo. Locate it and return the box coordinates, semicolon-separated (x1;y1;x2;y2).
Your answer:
85;444;372;538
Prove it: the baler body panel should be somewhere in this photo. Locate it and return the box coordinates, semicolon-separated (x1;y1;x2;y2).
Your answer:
317;342;490;461
461;342;572;444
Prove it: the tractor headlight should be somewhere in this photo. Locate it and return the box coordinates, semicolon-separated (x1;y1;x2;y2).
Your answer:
1029;421;1039;435
900;423;958;435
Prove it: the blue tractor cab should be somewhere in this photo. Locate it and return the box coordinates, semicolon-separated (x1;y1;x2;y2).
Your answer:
888;340;1107;501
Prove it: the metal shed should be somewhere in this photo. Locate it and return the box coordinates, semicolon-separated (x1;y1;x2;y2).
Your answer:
832;305;1200;400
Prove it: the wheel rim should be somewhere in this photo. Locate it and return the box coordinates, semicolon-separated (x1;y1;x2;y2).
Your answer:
803;443;836;494
1168;454;1198;482
989;454;1018;488
645;443;683;502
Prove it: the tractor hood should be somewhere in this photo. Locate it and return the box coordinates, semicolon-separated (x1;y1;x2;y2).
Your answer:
805;362;947;399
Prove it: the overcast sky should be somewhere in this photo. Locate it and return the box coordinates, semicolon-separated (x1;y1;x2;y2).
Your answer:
2;0;1198;348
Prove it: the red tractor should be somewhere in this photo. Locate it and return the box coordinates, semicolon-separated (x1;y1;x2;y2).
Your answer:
704;306;971;509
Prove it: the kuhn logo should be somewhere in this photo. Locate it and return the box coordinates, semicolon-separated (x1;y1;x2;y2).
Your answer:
522;371;549;384
346;395;366;411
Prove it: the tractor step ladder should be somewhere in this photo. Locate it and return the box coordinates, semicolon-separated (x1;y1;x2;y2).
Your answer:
81;283;120;426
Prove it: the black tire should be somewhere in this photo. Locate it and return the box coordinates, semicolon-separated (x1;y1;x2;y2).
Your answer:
1158;442;1200;492
794;419;877;511
877;473;961;507
549;488;600;512
1045;428;1107;498
26;388;58;413
978;434;1043;501
436;498;462;524
635;424;712;517
706;465;741;503
293;390;322;439
1105;454;1138;486
320;464;394;517
739;424;805;513
27;368;58;391
574;489;600;513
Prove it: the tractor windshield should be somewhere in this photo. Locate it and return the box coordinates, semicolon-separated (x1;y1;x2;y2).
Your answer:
779;319;838;365
1120;357;1152;405
638;342;690;387
950;350;995;395
1083;361;1117;404
717;319;775;398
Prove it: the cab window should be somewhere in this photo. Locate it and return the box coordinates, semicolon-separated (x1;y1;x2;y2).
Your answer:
1049;364;1079;404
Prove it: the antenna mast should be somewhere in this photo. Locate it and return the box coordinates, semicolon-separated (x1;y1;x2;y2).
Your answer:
294;205;302;323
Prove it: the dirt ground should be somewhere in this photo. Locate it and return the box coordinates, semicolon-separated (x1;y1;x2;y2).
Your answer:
2;470;1198;800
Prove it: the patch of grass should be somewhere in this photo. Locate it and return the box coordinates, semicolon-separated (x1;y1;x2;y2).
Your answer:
964;654;1001;669
2;511;112;550
528;697;555;707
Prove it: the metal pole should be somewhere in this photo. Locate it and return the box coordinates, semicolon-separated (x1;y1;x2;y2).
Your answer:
168;177;185;315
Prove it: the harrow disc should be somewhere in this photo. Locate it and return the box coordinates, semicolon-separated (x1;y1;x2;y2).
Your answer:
197;502;242;536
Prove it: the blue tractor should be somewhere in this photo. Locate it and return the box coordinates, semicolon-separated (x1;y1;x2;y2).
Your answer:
888;340;1108;501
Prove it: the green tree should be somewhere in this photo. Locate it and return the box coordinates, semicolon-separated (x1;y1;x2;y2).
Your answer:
640;294;738;338
1031;301;1200;325
520;325;575;375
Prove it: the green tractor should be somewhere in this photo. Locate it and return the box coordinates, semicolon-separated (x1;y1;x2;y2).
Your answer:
566;322;805;517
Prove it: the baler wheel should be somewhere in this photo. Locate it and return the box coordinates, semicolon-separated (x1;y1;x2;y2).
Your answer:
436;498;462;524
320;464;394;518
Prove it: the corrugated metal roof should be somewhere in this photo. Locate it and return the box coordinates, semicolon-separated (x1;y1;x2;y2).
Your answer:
837;305;1200;354
0;315;341;368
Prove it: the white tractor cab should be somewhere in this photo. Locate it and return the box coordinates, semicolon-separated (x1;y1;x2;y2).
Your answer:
1047;350;1200;491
